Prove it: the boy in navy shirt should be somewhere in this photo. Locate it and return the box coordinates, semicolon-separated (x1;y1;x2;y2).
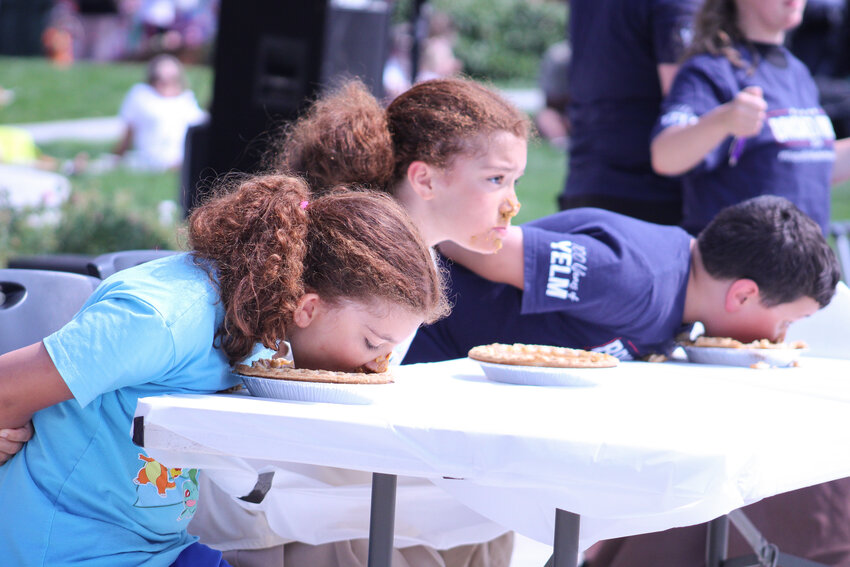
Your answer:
405;196;839;364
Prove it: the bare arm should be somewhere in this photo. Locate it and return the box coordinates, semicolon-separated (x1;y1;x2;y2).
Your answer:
652;86;767;176
438;226;526;289
0;342;72;430
657;63;679;96
832;138;850;185
113;125;133;157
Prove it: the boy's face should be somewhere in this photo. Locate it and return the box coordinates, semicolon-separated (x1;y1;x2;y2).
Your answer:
704;294;821;343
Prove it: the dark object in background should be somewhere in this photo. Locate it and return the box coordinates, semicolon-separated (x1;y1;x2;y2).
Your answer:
182;0;391;216
786;0;850;138
0;268;100;354
7;254;96;276
0;0;54;56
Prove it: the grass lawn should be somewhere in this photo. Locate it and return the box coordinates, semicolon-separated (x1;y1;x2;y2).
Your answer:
0;56;214;123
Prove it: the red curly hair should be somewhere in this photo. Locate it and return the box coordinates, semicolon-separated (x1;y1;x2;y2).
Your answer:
266;77;530;192
188;174;447;364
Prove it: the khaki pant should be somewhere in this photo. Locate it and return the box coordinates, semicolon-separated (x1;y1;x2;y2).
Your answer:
223;532;514;567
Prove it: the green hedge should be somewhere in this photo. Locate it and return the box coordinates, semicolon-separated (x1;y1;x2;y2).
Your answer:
431;0;568;83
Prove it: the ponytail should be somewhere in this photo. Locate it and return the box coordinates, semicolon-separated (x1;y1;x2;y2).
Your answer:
189;174;310;363
268;77;530;194
264;81;395;193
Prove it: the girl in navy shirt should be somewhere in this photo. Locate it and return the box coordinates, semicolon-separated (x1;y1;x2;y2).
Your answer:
652;0;850;235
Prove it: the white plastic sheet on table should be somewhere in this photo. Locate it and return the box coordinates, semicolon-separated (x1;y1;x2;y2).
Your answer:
135;356;850;551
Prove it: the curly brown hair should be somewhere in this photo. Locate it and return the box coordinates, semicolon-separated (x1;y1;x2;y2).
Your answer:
268;81;395;194
685;0;753;70
386;77;530;186
188;173;448;364
265;77;530;193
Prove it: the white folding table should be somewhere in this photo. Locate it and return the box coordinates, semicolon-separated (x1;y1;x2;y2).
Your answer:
132;357;850;567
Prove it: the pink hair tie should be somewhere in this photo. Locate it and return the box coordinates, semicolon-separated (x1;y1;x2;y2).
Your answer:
300;200;309;210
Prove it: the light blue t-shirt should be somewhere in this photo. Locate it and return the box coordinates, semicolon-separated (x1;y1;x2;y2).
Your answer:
0;253;240;566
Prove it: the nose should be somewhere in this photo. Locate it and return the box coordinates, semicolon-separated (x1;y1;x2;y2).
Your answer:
499;196;521;223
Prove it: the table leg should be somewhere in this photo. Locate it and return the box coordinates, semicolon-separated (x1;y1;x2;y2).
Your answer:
706;515;729;567
552;508;581;567
367;472;397;567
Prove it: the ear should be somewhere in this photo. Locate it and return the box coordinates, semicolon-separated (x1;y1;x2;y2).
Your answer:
724;279;760;313
406;160;439;200
291;293;322;328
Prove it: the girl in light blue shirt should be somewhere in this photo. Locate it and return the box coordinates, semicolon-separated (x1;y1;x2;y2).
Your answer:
0;173;447;567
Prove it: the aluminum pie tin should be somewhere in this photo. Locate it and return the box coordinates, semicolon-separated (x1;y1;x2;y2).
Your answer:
239;374;388;404
681;345;806;368
476;360;619;387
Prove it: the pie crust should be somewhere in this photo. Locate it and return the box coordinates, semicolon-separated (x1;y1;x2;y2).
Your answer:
468;343;619;368
235;358;394;384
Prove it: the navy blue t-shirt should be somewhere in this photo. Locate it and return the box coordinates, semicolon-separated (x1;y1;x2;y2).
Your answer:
564;0;700;207
655;43;835;235
404;209;693;364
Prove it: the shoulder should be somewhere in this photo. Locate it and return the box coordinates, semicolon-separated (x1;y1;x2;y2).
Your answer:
125;83;156;100
95;254;220;329
523;209;690;264
679;52;730;75
671;54;739;98
781;47;817;81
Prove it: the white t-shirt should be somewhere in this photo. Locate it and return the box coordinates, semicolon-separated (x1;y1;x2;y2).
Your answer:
119;83;207;171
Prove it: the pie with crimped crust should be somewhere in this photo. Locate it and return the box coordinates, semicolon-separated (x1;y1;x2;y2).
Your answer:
235;357;393;384
468;343;619;368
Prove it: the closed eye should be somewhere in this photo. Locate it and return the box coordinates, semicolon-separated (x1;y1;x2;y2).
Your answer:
365;338;381;350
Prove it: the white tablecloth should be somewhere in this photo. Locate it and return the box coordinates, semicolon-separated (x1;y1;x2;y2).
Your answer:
135;356;850;550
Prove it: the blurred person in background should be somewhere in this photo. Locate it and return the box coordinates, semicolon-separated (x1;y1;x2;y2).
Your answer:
75;0;127;61
535;40;572;151
383;22;414;102
415;10;462;83
650;0;850;237
558;0;702;225
113;53;207;171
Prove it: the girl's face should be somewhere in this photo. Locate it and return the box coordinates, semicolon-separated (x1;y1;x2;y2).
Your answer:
737;0;806;42
287;296;423;372
430;131;527;254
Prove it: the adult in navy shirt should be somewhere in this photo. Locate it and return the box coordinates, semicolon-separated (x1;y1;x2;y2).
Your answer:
651;0;850;236
559;0;701;225
405;196;839;366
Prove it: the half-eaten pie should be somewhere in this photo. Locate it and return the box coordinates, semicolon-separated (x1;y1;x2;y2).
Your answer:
684;336;808;349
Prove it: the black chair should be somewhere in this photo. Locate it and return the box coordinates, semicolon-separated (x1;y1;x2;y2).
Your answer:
7;253;97;276
87;249;179;280
0;269;101;354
